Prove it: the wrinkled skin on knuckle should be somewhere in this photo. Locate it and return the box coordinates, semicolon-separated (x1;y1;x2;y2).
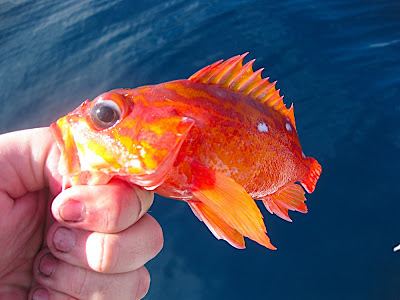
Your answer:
97;234;120;273
71;267;90;298
86;232;115;273
103;203;120;233
70;266;114;299
103;184;141;232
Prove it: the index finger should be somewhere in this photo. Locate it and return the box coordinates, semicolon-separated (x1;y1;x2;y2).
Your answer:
51;179;153;233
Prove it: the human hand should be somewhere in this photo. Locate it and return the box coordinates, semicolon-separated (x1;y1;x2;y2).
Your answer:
0;128;163;299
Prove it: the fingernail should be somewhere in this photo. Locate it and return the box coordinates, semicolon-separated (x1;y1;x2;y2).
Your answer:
32;288;49;300
134;188;154;216
53;227;76;253
38;254;57;277
59;199;85;222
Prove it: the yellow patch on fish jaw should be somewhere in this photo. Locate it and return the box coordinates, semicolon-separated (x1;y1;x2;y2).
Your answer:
75;140;120;171
68;119;122;172
117;134;134;151
139;140;161;170
110;133;148;174
87;140;114;161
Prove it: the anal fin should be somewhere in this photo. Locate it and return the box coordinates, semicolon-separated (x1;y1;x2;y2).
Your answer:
262;183;307;222
191;167;276;250
188;201;245;249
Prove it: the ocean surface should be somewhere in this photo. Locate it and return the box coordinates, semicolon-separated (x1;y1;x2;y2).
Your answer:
1;0;399;299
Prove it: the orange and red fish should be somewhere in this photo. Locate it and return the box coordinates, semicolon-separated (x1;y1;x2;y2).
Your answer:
51;53;322;250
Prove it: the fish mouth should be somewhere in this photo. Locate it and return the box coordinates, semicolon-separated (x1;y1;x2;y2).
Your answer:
50;117;81;179
50;117;114;187
50;121;67;159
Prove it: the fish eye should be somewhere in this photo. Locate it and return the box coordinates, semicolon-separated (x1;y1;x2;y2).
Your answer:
90;100;122;129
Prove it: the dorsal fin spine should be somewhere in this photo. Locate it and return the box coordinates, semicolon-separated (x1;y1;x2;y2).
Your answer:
190;60;223;83
209;54;246;85
201;60;224;82
239;68;264;94
221;54;248;87
209;55;242;84
288;104;296;129
248;78;269;98
189;53;296;128
255;81;276;101
230;59;256;90
269;94;282;107
267;89;281;105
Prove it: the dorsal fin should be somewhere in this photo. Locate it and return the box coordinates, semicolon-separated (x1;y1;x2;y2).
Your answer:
189;53;296;129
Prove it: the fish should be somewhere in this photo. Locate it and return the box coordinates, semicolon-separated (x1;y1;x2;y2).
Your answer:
50;53;322;250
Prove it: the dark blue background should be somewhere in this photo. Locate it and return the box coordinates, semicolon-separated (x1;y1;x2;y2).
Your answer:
1;1;399;299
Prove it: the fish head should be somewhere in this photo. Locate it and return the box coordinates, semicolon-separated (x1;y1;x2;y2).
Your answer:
51;88;194;189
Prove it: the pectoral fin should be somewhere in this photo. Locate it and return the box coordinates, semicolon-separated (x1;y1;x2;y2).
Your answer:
191;167;276;250
188;201;245;249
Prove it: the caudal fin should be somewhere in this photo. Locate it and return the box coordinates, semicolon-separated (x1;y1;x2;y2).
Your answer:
300;157;322;193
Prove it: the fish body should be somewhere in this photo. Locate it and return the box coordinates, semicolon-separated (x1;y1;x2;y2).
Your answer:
137;79;312;199
51;54;322;250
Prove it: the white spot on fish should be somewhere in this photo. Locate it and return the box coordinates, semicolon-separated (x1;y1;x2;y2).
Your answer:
257;122;269;133
302;151;306;158
285;122;292;131
394;244;400;252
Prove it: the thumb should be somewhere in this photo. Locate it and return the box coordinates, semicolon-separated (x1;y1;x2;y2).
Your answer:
0;127;62;199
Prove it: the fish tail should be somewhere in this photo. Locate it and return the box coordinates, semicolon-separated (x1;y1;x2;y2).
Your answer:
300;157;322;193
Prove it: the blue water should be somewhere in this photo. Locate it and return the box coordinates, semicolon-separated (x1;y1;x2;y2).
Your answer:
1;0;399;299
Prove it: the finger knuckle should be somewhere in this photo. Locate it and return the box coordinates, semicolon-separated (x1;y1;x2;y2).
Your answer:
86;233;117;273
105;195;122;232
99;234;119;273
72;267;90;298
